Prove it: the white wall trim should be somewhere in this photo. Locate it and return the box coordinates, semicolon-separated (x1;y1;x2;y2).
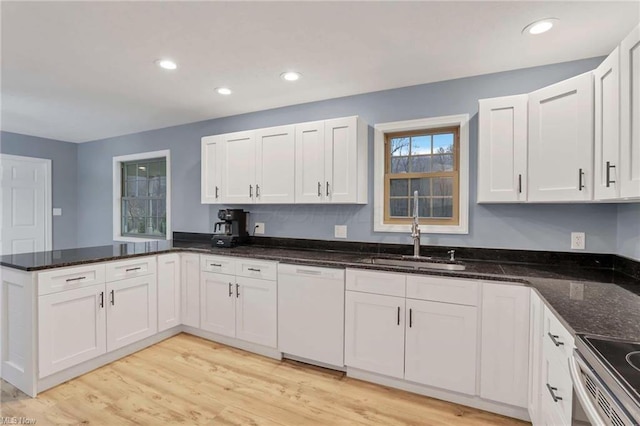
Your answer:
112;150;171;243
373;114;470;234
0;154;53;251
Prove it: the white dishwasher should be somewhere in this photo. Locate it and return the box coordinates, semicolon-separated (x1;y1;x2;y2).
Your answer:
277;264;345;368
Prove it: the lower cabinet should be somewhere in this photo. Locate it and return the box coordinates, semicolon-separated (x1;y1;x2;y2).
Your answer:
180;253;201;328
201;271;236;337
528;291;544;425
157;253;181;332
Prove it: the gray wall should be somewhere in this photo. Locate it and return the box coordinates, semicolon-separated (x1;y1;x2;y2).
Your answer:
76;56;627;254
617;204;640;261
0;131;78;249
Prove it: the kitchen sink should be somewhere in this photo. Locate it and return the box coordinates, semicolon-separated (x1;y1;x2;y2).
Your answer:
362;257;466;271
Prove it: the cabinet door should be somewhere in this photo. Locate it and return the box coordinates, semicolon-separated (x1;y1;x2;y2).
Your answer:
594;48;620;200
529;73;594;202
344;291;405;379
325;117;358;203
528;291;544;425
235;276;277;347
620;24;640;199
201;135;223;203
222;131;255;203
181;253;200;328
405;299;477;395
295;121;326;203
39;285;106;378
106;275;158;352
157;253;180;332
255;125;295;203
200;271;235;337
477;95;528;203
480;283;530;408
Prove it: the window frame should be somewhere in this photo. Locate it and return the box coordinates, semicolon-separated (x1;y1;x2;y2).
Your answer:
374;115;469;234
112;150;171;242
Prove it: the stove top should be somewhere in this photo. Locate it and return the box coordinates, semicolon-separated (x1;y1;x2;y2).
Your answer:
583;335;640;404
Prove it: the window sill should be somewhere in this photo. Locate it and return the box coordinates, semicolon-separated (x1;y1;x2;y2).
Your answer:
114;236;169;243
374;223;468;234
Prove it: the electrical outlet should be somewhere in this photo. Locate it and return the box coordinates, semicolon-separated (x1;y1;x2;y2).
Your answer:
571;232;585;250
335;225;347;239
53;208;62;216
254;222;265;235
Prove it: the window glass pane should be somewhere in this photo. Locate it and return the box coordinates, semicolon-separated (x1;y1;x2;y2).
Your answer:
411;135;431;155
125;164;137;179
418;197;432;218
410;178;431;197
410;156;431;173
390;198;409;217
433;133;454;153
390;138;409;157
432;177;453;196
432;154;454;171
390;179;408;197
120;158;167;237
433;197;453;218
391;157;409;173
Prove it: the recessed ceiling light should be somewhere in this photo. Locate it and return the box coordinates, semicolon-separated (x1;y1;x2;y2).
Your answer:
215;87;232;95
281;71;302;82
523;18;557;35
155;59;178;70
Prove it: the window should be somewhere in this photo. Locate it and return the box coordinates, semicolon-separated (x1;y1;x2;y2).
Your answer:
113;150;171;242
373;115;469;234
385;127;459;225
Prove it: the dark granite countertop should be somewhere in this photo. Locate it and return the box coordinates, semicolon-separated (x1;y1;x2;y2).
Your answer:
1;237;639;342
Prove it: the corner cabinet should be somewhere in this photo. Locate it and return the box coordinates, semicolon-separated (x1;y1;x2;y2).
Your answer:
620;24;640;199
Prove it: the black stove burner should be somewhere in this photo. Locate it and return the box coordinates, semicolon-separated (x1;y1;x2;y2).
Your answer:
585;336;640;402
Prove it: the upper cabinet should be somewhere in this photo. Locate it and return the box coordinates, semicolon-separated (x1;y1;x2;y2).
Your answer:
528;72;594;202
477;95;528;203
620;24;640;199
202;116;368;205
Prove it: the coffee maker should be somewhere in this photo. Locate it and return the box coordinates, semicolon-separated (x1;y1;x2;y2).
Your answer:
212;209;249;248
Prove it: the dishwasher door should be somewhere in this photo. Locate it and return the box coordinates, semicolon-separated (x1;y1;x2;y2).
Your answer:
277;264;345;368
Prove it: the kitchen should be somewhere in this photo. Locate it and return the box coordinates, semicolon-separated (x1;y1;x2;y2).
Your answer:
0;2;640;423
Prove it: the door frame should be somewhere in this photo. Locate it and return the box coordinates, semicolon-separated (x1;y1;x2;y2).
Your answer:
0;153;53;252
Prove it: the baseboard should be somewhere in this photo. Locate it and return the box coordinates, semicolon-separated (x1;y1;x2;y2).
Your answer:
347;367;531;422
181;326;282;360
282;353;346;372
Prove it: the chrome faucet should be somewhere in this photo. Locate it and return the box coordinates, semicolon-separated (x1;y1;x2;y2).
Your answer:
411;190;421;258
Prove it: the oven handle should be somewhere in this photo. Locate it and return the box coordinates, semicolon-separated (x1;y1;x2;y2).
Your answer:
568;350;607;426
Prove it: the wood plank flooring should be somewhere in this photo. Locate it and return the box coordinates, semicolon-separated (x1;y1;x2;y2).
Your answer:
1;333;529;425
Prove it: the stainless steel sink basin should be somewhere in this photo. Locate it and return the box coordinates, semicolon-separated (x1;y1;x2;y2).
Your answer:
364;257;466;271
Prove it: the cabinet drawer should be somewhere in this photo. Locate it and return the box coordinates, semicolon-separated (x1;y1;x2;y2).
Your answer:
105;256;157;282
38;264;106;296
346;268;406;297
236;258;277;281
201;255;236;275
543;305;575;364
541;348;573;424
406;275;479;306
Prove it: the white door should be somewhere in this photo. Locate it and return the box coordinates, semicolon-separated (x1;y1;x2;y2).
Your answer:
38;285;106;378
529;291;544;425
222;131;255;203
295;121;326;203
0;154;51;255
325;117;358;203
477;95;528;202
106;275;158;351
528;73;594;202
201;135;223;203
200;271;235;337
157;253;180;332
594;48;620;200
480;283;530;408
404;299;477;395
344;291;405;379
181;253;200;328
255;125;295;203
235;276;277;347
620;24;640;199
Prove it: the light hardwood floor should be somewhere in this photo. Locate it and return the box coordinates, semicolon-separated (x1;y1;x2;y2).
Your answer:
1;333;529;425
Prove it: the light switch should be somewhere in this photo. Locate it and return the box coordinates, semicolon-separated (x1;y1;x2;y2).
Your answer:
53;208;62;216
335;225;347;239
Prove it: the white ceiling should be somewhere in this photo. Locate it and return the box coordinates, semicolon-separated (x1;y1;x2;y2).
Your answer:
2;1;639;143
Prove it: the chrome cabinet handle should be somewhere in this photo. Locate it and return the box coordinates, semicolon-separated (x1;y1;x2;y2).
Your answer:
317;182;322;197
409;308;413;328
236;283;240;298
247;267;261;272
66;276;86;282
99;292;104;308
606;161;616;187
228;283;233;297
256;184;260;197
326;181;330;196
215;186;219;199
249;185;253;198
546;383;563;402
518;174;522;194
210;263;222;267
578;169;584;191
548;332;564;347
397;307;400;325
110;290;115;306
125;267;141;272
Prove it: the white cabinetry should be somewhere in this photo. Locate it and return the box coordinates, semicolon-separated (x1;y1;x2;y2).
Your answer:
235;276;277;347
480;283;530;408
201;271;236;337
528;291;544;425
157;253;181;332
620;24;640;199
222;131;255;204
255;125;295;203
477;95;528;203
201;135;223;203
528;72;594;202
181;253;200;328
278;264;345;367
295;121;326;203
594;48;621;200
